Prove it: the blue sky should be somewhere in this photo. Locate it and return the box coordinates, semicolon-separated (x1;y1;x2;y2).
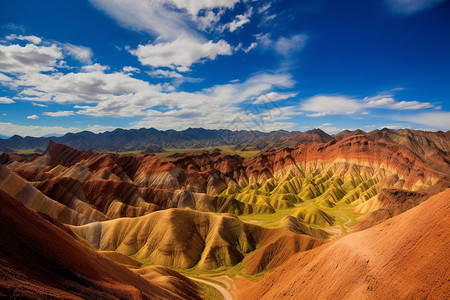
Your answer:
0;0;449;137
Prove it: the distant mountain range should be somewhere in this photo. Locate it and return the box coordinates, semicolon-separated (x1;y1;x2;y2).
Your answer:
0;127;449;155
0;127;298;152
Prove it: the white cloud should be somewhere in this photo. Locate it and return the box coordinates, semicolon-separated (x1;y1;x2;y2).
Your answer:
243;42;257;53
301;93;438;117
220;7;253;32
1;33;300;132
130;72;297;130
14;70;161;108
195;9;224;31
147;69;183;78
0;73;12;82
383;124;407;129
389;100;434;110
264;14;277;22
0;121;117;137
89;0;240;39
84;124;119;133
43;111;74;117
32;102;47;107
0;43;63;73
0;97;14;104
130;37;232;70
258;3;271;13
26;114;39;119
396;111;450;129
301;95;362;116
273;34;308;56
386;0;446;15
5;34;42;44
81;63;110;72
255;91;297;103
319;126;341;134
62;43;93;64
364;96;395;107
89;0;198;40
122;66;140;73
170;0;239;16
305;112;328;117
255;33;308;56
256;33;272;48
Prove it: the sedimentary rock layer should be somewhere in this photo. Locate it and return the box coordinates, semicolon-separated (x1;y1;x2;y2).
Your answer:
238;188;450;299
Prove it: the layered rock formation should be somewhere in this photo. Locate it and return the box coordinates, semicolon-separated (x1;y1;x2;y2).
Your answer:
0;128;448;299
0;189;201;300
2;131;448;229
238;188;450;299
71;208;324;271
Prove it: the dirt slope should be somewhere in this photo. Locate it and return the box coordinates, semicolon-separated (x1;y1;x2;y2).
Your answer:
238;188;450;299
71;208;324;271
3;135;447;227
0;189;201;300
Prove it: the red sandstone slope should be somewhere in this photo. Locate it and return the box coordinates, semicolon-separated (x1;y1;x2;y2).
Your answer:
10;135;447;189
0;189;201;300
2;134;448;223
238;188;450;299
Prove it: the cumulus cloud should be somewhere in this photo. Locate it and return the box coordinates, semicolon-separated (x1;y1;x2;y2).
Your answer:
0;43;63;73
385;0;446;15
130;37;232;70
88;0;260;73
1;33;298;133
26;114;39;119
195;9;224;31
0;97;14;104
5;34;42;44
13;69;160;107
43;111;75;117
